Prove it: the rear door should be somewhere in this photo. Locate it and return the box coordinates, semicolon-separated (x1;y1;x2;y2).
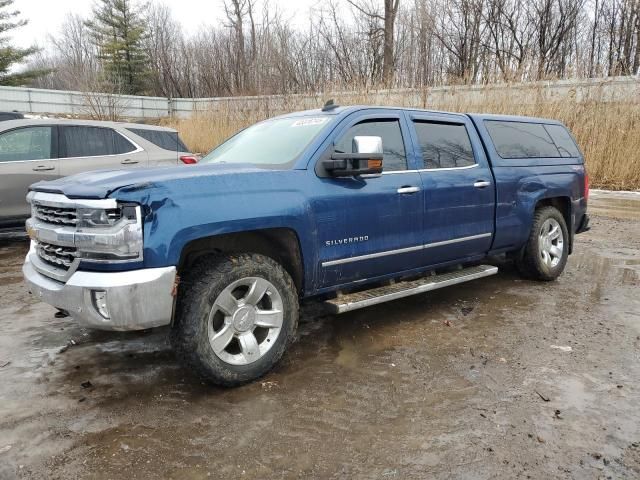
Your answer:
313;111;424;288
59;125;148;176
407;112;495;265
125;128;188;166
0;125;58;223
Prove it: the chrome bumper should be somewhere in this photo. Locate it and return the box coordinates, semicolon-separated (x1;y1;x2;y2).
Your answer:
23;250;177;331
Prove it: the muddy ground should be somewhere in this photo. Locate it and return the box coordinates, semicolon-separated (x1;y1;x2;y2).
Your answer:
0;191;639;480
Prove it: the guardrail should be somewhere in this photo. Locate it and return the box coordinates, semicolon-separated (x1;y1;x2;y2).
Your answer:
0;76;637;119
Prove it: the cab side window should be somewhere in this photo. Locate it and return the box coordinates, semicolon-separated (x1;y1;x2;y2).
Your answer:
334;119;407;171
413;121;475;169
0;127;53;162
60;126;136;158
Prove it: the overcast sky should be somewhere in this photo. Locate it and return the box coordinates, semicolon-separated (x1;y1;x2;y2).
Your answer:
11;0;326;50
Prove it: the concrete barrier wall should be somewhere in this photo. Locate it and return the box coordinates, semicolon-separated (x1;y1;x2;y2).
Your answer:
0;76;637;119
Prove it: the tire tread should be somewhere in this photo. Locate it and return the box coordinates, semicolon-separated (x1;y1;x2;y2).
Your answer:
516;206;569;281
171;253;298;387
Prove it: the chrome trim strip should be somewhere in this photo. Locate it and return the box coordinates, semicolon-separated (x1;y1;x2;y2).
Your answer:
28;191;118;209
381;170;417;175
323;244;424;267
321;232;492;267
26;218;75;246
422;233;492;249
366;164;479;176
115;130;144;154
1;158;58;165
418;164;479;172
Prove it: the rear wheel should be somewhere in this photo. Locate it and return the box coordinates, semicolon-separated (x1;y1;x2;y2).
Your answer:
516;206;569;281
172;253;298;386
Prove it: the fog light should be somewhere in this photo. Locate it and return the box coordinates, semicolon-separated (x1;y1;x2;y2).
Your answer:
92;290;110;319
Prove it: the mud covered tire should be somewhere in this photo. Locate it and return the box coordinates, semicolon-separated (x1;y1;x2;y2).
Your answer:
516;206;569;281
171;253;298;387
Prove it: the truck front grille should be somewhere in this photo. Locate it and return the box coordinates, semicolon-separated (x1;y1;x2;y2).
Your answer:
33;203;78;226
36;241;79;269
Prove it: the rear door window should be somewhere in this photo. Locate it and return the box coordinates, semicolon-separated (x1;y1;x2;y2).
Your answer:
0;126;53;162
127;128;188;152
413;121;475;169
60;126;136;158
334;119;407;171
544;124;581;158
484;120;561;158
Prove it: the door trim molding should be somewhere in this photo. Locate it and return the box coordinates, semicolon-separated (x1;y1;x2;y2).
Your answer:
321;232;492;267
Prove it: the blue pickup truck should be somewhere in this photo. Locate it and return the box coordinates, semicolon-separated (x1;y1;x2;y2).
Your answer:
23;104;589;386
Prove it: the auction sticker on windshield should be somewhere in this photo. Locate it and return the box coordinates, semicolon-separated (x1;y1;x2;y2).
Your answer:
291;117;329;127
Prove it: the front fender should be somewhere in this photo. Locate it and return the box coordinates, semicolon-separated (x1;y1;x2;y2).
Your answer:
112;170;318;284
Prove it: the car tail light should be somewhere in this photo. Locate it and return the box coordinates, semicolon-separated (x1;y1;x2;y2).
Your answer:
584;172;589;202
180;155;198;165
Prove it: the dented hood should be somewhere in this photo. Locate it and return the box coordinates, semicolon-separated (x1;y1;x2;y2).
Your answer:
29;163;268;199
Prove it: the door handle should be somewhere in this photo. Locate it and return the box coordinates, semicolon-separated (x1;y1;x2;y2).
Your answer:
473;180;491;188
32;165;55;172
121;159;139;165
397;186;420;194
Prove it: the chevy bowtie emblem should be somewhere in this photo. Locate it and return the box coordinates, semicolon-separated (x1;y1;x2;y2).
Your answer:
26;226;37;240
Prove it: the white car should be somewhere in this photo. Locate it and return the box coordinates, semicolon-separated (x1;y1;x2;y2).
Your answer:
0;119;196;228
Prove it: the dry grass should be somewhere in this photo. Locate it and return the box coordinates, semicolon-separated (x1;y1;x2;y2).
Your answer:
163;85;640;190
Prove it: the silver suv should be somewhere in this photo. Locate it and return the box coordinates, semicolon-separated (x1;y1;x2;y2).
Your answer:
0;119;193;228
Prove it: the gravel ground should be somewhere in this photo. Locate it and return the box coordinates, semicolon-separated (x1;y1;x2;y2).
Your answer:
0;191;638;480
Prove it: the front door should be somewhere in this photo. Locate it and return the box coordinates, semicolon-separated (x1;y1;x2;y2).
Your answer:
312;112;424;289
407;113;495;265
0;125;58;225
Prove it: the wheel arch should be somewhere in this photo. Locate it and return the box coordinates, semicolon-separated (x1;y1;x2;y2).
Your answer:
177;228;305;295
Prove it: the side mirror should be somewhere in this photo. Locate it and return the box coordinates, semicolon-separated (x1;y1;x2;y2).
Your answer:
324;135;384;177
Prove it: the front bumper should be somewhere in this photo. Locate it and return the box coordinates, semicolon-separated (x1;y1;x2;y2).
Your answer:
23;250;177;331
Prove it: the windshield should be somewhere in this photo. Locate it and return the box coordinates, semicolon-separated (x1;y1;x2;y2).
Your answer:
200;116;331;168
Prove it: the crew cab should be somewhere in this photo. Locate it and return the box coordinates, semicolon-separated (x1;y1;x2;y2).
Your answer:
22;105;590;386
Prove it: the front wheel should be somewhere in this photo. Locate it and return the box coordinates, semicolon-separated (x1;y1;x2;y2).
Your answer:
172;253;299;386
516;206;569;281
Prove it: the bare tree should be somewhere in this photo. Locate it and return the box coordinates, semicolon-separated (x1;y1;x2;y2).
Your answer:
347;0;400;85
27;0;640;97
223;0;258;93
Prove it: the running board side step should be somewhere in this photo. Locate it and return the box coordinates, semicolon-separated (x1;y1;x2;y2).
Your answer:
324;264;498;314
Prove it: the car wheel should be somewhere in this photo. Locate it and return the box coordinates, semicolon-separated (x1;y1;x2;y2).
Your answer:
172;253;298;386
516;206;569;281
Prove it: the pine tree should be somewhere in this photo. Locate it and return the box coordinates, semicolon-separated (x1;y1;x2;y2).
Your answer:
0;0;46;85
86;0;149;94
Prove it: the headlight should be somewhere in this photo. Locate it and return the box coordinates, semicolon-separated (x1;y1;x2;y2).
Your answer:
75;204;143;262
77;208;121;228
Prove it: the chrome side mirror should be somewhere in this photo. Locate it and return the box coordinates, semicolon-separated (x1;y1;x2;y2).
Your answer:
324;135;384;176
